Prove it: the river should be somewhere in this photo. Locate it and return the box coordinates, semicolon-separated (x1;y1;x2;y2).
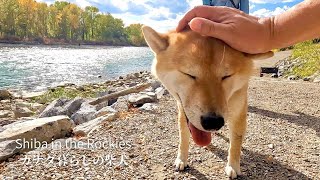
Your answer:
0;45;154;92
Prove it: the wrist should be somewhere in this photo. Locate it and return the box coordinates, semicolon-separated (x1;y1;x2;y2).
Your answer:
259;17;276;52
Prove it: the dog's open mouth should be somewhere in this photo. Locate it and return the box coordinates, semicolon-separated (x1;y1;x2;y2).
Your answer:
176;93;212;146
187;118;212;146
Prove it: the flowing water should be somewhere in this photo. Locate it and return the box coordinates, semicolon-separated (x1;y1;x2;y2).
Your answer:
0;45;154;92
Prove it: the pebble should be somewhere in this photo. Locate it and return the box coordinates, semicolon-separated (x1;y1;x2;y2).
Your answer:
268;144;274;149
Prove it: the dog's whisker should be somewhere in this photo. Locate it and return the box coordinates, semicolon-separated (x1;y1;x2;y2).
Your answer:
220;45;226;66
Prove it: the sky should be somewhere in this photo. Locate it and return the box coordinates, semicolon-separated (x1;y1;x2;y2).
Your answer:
36;0;304;32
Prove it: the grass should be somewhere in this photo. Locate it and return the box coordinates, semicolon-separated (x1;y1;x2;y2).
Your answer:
32;86;107;104
285;41;320;78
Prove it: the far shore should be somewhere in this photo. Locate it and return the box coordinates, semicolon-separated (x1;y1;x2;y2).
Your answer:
0;40;148;48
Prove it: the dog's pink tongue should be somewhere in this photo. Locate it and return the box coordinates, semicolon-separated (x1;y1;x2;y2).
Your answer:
188;122;211;146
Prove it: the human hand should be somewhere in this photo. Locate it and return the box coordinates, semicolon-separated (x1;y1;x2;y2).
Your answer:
176;6;274;54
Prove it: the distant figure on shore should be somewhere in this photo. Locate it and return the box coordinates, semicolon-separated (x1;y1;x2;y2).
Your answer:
202;0;249;14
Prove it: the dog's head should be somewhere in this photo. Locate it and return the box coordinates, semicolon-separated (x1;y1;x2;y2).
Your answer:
142;26;273;146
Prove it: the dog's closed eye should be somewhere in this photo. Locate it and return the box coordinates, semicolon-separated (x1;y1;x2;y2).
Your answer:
222;75;232;81
180;71;196;80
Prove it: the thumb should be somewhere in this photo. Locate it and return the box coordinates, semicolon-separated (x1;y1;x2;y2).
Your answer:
189;17;228;39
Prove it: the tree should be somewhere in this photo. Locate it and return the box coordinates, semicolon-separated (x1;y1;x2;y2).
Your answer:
0;0;146;46
0;0;19;36
125;24;146;46
84;6;99;40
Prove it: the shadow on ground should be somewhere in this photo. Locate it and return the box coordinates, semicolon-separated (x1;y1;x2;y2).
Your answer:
248;106;320;137
182;143;311;180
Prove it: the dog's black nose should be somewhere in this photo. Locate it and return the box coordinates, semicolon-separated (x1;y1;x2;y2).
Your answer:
201;113;224;131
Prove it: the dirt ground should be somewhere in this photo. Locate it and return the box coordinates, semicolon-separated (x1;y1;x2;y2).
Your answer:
0;77;319;180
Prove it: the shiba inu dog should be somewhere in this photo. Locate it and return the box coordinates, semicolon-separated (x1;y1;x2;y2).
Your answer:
142;26;273;178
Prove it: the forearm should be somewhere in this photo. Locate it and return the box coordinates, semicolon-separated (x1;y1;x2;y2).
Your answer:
269;0;320;49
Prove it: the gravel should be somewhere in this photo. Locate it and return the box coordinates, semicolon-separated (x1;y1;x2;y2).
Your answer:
0;77;319;179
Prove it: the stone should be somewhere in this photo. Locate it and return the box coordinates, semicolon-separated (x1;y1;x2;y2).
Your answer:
94;106;118;118
287;75;297;80
0;99;10;103
71;103;97;125
144;87;153;92
139;103;158;112
76;86;85;91
144;92;156;98
31;103;44;111
278;73;283;77
150;81;162;90
39;98;70;118
64;98;85;117
271;73;278;78
128;94;156;106
155;87;165;99
0;90;12;100
73;113;117;137
57;82;75;88
268;144;274;149
96;90;117;109
303;77;311;81
14;106;33;118
96;101;109;111
111;96;129;112
126;74;136;79
134;72;141;78
15;101;31;108
96;91;108;98
92;84;100;89
127;82;138;87
22;91;46;99
0;116;74;161
313;76;320;83
0;110;11;118
0;140;21;162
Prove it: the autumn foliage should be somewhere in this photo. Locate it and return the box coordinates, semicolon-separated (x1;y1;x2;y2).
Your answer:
0;0;147;46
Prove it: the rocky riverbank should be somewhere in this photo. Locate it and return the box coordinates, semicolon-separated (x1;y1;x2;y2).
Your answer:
275;57;320;82
0;71;168;162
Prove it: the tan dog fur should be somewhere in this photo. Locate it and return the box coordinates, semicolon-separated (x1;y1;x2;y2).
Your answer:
142;26;273;179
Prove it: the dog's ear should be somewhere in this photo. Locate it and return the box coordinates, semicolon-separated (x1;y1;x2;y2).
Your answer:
244;51;274;60
142;26;169;54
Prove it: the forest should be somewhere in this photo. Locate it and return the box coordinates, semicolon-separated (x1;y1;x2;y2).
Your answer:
0;0;147;46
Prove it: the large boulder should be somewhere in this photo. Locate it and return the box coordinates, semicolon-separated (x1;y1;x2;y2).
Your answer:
0;116;74;162
96;90;117;109
0;110;11;118
16;102;44;112
94;106;117;119
71;102;97;125
64;97;85;117
128;94;157;107
0;115;74;142
39;98;70;118
0;140;21;162
150;81;162;90
111;96;129;112
73;113;117;137
0;90;12;100
13;106;33;118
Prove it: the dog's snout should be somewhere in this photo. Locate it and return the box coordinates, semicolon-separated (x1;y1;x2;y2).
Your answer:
201;113;224;131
